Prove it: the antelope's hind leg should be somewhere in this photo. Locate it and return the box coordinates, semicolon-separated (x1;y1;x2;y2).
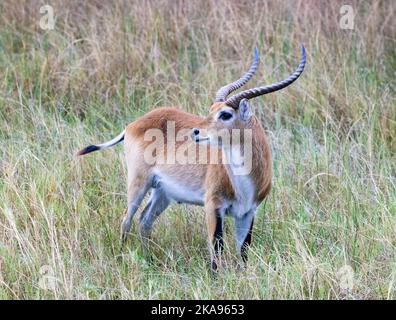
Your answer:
121;177;151;243
138;186;170;239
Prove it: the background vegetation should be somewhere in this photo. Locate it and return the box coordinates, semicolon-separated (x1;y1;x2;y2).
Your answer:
0;0;395;299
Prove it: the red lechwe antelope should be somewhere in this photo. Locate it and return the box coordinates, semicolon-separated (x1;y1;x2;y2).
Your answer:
77;46;306;271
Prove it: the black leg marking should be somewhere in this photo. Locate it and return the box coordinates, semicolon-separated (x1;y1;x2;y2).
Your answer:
212;209;224;271
241;218;254;263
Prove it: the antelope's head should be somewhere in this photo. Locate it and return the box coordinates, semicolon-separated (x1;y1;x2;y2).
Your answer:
192;45;306;146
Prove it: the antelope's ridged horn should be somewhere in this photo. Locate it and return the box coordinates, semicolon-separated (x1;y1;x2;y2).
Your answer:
214;47;260;102
225;45;306;108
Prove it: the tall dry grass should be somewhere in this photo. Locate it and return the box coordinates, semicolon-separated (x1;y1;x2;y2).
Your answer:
0;0;395;299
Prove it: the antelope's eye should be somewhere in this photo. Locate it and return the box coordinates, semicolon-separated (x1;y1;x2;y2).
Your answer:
219;112;232;121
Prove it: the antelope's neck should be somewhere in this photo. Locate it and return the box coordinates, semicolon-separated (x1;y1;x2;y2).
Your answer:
222;117;271;205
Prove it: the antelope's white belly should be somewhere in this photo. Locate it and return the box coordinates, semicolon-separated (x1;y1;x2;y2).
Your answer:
154;172;205;206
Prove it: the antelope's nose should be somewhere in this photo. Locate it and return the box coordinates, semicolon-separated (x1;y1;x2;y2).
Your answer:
192;128;200;136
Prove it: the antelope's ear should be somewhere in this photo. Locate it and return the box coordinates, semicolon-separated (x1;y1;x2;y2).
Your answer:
239;99;252;122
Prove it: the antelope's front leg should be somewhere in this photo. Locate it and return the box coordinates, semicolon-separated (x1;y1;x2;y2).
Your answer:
235;209;256;263
205;202;225;272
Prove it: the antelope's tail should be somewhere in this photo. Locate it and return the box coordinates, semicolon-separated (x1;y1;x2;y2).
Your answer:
77;130;125;156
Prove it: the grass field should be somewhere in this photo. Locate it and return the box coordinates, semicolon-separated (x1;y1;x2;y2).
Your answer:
0;0;395;299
